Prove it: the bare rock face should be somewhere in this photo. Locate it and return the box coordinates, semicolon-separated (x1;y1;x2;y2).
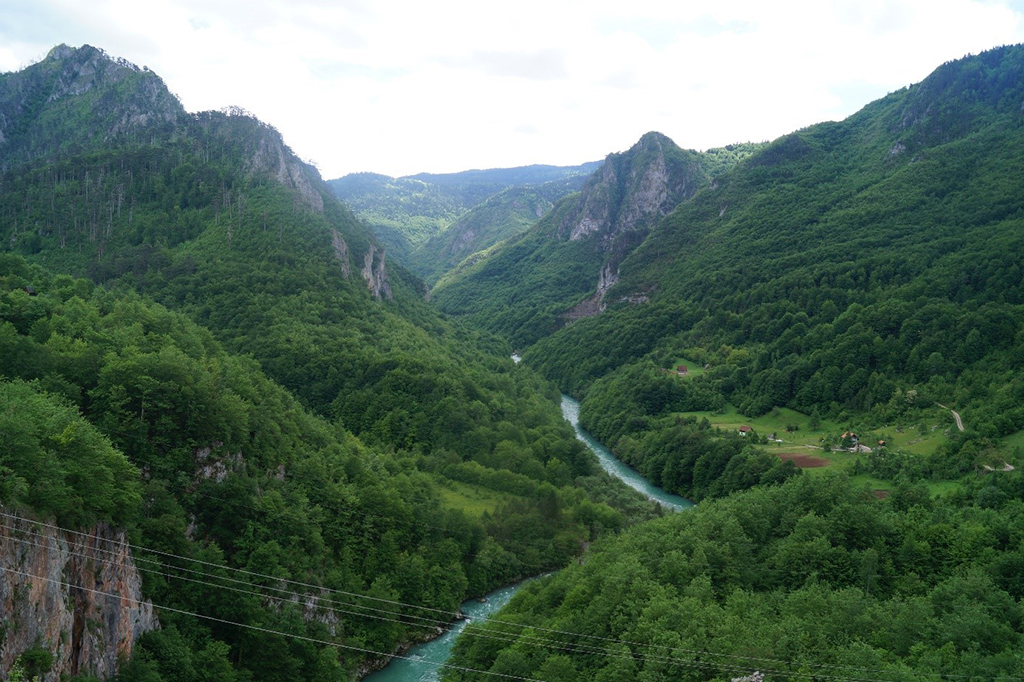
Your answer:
555;132;706;319
557;132;701;247
361;245;393;301
330;229;352;279
241;119;325;213
0;510;158;681
562;262;619;321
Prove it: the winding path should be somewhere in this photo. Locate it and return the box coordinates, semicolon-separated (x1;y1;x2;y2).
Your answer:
936;403;964;432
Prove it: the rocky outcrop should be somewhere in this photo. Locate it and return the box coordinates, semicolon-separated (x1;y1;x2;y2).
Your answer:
0;44;183;164
557;132;703;248
243;119;325;213
0;510;157;681
193;442;244;484
562;262;618;321
361;245;393;301
555;132;706;320
330;229;352;279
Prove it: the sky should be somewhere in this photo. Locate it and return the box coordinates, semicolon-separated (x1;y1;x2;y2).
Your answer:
2;0;1024;179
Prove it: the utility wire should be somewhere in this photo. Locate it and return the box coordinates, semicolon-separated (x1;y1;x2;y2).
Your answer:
3;515;998;682
0;534;828;681
0;564;544;682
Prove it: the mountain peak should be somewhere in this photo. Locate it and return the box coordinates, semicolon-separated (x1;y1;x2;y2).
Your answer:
0;43;182;164
557;130;701;243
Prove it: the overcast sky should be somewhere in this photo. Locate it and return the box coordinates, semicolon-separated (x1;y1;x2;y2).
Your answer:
2;1;1024;179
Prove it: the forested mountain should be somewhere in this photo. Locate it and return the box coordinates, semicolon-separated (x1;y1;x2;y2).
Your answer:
326;162;599;263
7;37;1024;682
519;45;1024;500
442;44;1024;680
448;472;1024;680
0;45;653;681
411;181;571;287
431;133;760;348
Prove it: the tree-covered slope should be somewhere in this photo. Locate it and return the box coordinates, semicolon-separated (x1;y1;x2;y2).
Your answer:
0;44;183;166
408;184;555;286
447;472;1024;681
0;45;658;680
431;134;758;348
524;45;1024;475
326;162;599;263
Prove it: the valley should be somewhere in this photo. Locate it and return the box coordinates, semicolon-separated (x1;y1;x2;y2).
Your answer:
2;39;1024;682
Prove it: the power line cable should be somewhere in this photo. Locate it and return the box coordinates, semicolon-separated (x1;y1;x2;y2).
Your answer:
3;514;1000;682
0;564;544;682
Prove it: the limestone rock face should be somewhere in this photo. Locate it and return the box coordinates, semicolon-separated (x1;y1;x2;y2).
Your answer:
331;229;352;279
555;131;706;319
361;244;394;301
242;120;325;213
557;132;702;247
0;510;158;681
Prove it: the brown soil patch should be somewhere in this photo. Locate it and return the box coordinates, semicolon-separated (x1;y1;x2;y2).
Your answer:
776;452;830;468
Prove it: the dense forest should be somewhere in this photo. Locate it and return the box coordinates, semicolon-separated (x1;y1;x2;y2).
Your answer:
0;45;653;681
513;46;1024;496
448;472;1024;680
5;39;1024;682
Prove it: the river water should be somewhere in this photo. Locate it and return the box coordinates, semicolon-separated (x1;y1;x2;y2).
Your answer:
560;395;694;511
364;381;691;681
362;581;526;682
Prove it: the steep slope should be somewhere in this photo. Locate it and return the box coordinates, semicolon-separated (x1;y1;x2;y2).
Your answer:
449;472;1024;680
431;134;756;348
0;46;655;681
408;182;560;286
326;161;599;262
524;45;1024;485
0;44;183;166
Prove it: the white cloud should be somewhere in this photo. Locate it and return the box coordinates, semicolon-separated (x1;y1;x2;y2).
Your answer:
1;0;1023;176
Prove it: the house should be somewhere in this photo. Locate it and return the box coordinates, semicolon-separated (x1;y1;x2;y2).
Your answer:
877;440;886;447
22;286;36;296
677;365;689;376
841;431;859;446
739;425;752;435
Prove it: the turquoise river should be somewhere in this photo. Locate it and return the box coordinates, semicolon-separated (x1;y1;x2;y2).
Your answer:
364;392;692;681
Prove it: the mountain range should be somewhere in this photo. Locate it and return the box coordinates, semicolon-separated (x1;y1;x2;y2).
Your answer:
3;39;1024;682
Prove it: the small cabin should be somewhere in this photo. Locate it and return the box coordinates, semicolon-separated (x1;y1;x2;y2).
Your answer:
677;365;689;376
877;440;886;447
22;286;37;296
841;431;859;446
739;425;752;435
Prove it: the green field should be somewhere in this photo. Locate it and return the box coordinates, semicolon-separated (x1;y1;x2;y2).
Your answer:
676;403;963;495
436;480;511;517
677;404;839;446
666;357;705;378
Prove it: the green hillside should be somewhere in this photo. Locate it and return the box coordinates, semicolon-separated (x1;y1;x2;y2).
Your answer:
432;135;760;348
326;162;599;263
448;472;1024;680
0;45;653;681
409;182;574;286
521;45;1024;498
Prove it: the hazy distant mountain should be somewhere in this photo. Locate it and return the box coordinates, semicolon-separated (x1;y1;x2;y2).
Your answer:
326;161;600;261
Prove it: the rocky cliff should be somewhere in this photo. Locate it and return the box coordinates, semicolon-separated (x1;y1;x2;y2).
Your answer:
0;510;157;681
362;244;394;300
558;132;707;317
0;44;183;166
